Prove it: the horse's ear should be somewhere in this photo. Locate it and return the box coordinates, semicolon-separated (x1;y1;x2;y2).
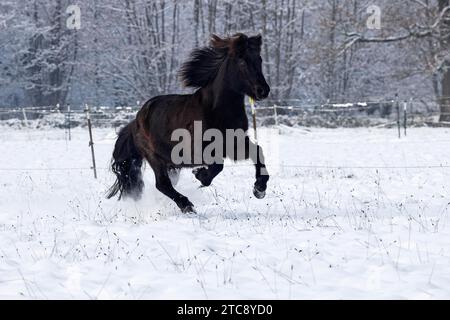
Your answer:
210;34;229;49
248;34;262;51
230;33;248;57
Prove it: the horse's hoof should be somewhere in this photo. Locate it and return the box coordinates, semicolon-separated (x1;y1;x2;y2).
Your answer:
181;205;196;214
193;167;211;187
253;186;266;199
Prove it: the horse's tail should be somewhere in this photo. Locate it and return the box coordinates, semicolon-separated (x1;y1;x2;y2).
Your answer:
106;121;144;200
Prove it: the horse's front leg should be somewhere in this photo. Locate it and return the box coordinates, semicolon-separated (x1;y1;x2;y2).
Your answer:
246;137;269;199
230;136;269;199
193;163;224;187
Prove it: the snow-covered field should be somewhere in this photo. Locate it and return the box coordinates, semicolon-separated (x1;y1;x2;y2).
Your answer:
1;125;450;299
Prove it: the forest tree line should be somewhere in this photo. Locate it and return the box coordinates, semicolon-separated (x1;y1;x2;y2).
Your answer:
0;0;449;120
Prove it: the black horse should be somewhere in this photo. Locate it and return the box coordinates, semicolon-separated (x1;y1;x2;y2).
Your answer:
107;33;270;213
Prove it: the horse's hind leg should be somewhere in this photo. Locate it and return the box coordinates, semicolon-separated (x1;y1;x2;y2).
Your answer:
148;157;195;213
193;163;224;187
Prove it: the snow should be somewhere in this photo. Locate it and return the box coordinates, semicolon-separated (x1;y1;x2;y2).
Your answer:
1;125;450;299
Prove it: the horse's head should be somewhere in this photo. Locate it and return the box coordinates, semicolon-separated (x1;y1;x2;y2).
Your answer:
211;33;270;101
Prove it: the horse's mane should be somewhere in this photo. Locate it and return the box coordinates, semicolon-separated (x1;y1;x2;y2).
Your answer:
179;46;227;89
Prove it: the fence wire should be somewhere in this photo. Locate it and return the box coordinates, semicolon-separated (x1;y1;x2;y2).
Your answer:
1;164;449;173
1;101;449;174
0;99;448;115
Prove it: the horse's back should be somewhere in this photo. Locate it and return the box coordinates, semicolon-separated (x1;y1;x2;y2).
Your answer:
134;93;203;163
139;93;202;125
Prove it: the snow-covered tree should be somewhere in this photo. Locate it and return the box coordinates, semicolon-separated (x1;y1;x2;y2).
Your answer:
0;0;448;120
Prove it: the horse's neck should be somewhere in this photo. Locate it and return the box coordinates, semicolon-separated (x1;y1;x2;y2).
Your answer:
214;87;245;111
203;71;245;110
198;83;247;130
195;60;247;129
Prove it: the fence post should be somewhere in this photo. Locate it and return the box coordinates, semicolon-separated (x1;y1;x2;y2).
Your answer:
67;104;72;141
395;94;401;139
85;104;97;179
273;104;279;127
22;107;29;127
403;100;408;137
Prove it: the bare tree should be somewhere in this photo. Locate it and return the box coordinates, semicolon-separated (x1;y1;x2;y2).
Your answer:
346;0;450;120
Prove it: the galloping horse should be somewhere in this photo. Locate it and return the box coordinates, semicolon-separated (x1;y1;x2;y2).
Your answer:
107;33;270;213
